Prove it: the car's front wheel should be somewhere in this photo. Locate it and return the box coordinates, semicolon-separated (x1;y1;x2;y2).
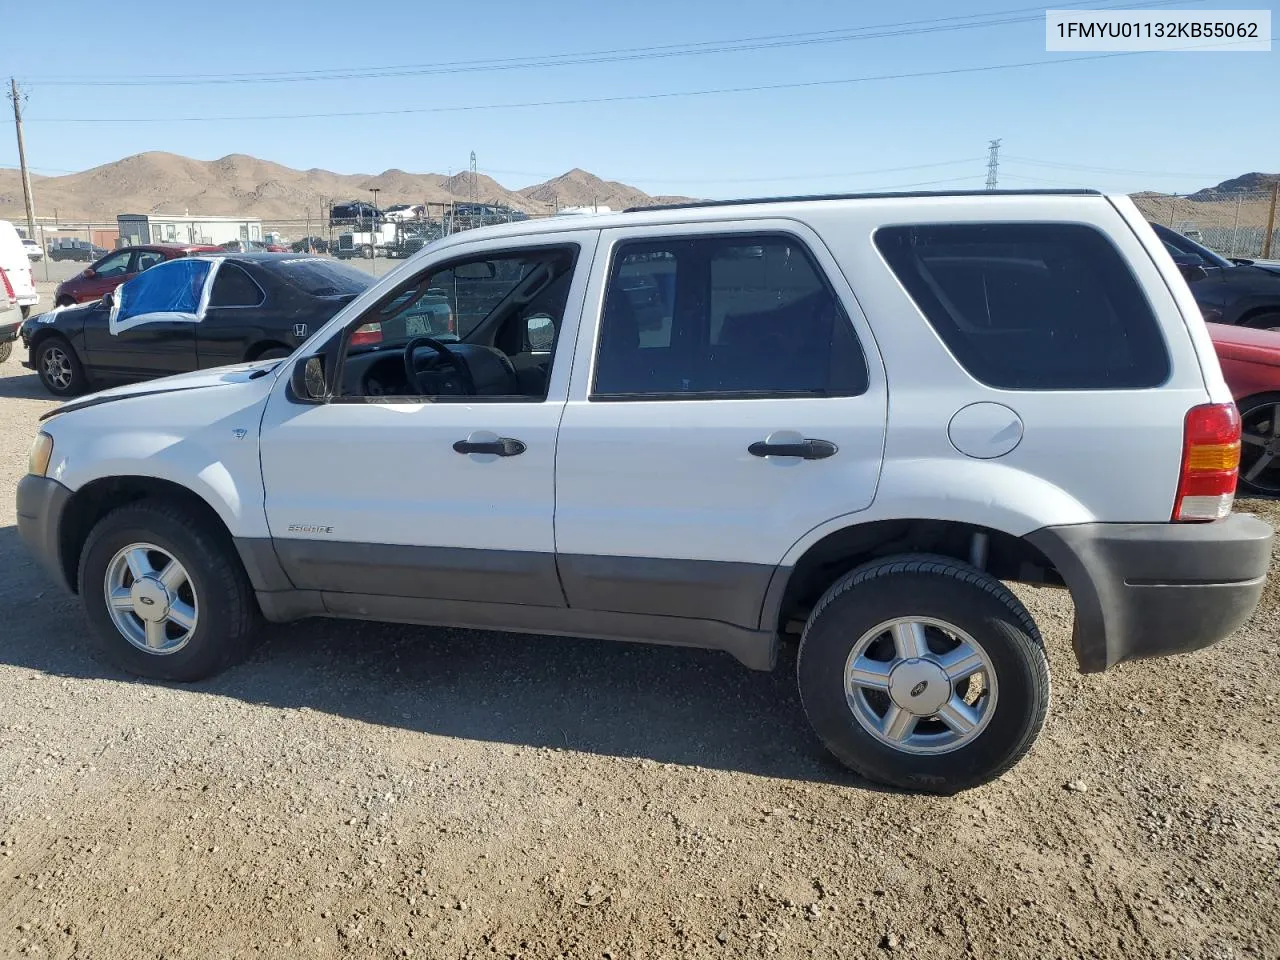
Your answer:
797;554;1050;793
78;501;259;681
35;336;87;396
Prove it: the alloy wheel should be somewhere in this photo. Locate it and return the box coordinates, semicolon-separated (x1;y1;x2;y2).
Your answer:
42;346;74;390
103;542;200;655
1239;400;1280;494
843;616;999;755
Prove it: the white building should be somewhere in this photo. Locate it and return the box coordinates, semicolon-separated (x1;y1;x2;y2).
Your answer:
116;213;263;247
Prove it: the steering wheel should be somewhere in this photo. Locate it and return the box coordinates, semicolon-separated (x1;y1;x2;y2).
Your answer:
402;337;476;396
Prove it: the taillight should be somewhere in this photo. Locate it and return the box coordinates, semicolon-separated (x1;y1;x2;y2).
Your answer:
350;323;382;347
0;268;14;302
1173;402;1241;522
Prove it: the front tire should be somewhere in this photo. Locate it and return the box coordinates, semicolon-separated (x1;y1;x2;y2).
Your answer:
256;346;292;361
797;554;1050;794
35;335;87;396
78;501;259;682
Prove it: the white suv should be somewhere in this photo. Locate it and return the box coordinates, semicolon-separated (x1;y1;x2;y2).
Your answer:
16;191;1274;792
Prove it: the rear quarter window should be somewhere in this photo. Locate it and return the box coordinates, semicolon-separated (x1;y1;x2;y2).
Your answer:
874;223;1170;390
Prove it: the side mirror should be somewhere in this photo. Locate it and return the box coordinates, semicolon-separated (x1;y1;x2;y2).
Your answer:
83;267;96;278
1177;263;1209;284
291;353;329;402
101;292;114;310
526;314;555;351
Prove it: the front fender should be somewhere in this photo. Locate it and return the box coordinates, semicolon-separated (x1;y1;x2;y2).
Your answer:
40;381;273;538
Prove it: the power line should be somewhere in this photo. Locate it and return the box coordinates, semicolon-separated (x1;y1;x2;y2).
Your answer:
1002;155;1222;178
20;0;1189;87
29;44;1250;125
480;158;986;186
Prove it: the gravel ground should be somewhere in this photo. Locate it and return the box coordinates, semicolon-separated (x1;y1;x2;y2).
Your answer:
1;295;1278;959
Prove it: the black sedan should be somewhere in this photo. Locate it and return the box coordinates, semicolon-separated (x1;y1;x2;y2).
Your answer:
1151;222;1280;331
20;253;371;396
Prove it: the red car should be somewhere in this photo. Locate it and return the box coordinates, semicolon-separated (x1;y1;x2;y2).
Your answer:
1209;321;1280;495
53;244;222;307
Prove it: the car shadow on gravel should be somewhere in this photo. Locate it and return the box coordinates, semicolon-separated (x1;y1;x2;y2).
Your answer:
0;370;50;400
0;525;863;788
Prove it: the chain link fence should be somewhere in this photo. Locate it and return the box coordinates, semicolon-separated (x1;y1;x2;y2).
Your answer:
21;189;1280;269
1134;190;1280;259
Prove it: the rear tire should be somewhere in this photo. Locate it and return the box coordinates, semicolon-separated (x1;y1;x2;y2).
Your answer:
35;335;87;396
0;341;10;364
78;500;259;682
797;554;1050;794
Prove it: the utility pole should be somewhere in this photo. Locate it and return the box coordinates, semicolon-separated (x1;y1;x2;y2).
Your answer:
469;151;478;205
8;78;37;240
1263;182;1279;260
985;139;1001;191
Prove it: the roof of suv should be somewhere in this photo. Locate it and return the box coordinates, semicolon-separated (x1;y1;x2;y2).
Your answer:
421;187;1112;254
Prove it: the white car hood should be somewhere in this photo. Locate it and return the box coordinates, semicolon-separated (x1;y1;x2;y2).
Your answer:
40;358;286;422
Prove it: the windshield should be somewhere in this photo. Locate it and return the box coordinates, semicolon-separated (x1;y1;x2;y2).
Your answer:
273;258;372;297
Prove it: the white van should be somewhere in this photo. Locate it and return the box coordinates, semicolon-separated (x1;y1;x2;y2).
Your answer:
0;220;39;315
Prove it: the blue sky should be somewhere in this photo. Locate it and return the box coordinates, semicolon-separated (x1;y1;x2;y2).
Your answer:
4;0;1276;196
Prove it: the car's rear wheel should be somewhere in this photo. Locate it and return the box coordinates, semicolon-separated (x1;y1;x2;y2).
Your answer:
797;554;1050;793
78;501;259;681
1236;391;1280;496
364;245;375;259
35;336;87;396
256;346;292;361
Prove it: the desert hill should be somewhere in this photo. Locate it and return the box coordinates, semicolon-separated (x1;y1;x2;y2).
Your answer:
0;151;694;223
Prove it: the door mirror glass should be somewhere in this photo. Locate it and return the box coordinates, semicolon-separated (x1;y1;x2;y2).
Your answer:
292;353;328;401
100;292;114;311
83;267;96;278
452;260;496;280
526;314;555;351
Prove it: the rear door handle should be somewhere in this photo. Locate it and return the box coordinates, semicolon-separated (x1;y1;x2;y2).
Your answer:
453;437;526;457
748;439;837;460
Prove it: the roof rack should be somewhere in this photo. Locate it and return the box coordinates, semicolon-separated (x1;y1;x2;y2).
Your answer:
623;188;1103;214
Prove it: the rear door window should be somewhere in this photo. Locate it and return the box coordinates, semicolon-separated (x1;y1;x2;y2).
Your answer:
209;263;265;307
874;223;1169;390
593;234;867;398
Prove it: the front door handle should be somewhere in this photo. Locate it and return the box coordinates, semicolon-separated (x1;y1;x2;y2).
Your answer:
748;438;837;460
453;437;526;457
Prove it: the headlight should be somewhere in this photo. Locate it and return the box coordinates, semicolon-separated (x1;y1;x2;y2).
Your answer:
28;432;53;477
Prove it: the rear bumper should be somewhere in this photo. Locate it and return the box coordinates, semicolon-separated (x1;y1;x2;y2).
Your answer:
16;474;73;593
0;318;20;344
1026;514;1273;672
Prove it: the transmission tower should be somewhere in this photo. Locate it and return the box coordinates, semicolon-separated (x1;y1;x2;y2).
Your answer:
469;151;478;204
985;139;1001;191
